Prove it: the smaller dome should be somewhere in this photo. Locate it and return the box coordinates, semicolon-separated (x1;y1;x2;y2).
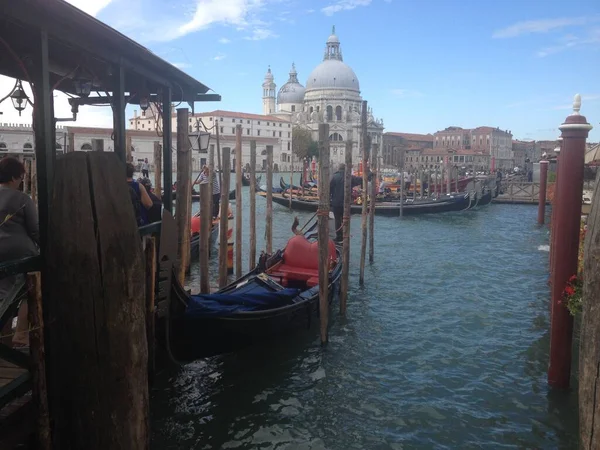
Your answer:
277;63;306;105
326;25;339;44
264;66;274;81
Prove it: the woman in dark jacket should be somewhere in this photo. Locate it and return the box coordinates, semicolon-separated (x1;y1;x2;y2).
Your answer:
140;178;163;223
0;157;39;348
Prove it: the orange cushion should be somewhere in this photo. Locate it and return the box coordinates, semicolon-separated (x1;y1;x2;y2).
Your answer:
191;216;201;235
282;235;336;270
278;264;318;280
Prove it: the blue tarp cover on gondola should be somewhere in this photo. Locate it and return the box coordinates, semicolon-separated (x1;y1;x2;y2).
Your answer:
186;287;301;318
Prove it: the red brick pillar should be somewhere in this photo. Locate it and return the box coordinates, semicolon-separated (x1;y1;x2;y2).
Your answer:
548;95;593;389
549;140;561;284
537;160;549;224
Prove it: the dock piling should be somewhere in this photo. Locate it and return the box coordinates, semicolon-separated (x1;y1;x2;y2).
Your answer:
144;237;157;385
548;95;592;389
317;123;330;344
219;147;231;288
200;182;211;293
235;125;243;278
153;141;162;195
26;271;51;450
537;160;549;225
175;108;191;283
266;145;274;254
369;143;377;264
340;132;353;314
359;100;369;285
249;141;257;269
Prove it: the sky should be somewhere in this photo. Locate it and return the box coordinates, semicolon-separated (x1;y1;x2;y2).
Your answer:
1;0;599;142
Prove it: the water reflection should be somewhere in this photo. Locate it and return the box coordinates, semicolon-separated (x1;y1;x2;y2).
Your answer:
152;193;578;449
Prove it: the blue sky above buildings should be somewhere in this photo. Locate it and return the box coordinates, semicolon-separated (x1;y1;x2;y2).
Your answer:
62;0;600;141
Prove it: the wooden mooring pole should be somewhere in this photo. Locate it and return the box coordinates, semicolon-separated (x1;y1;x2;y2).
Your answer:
359;100;369;285
550;141;561;282
153;141;162;196
579;167;600;449
144;237;156;385
199;182;211;293
369;143;377;264
235;125;243;278
26;271;51;450
548;95;592;389
46;152;149;449
175;108;191;283
249;141;257;269
340;132;353;314
537;160;549;225
219;147;231;288
266;145;274;254
317;123;330;344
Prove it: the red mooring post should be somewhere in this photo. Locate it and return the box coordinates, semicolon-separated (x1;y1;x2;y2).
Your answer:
549;140;561;284
548;95;593;389
537;160;549;224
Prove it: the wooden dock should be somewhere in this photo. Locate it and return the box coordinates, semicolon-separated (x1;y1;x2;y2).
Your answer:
0;357;32;448
492;181;554;205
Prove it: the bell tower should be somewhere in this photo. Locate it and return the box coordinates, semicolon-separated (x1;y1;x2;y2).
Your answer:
262;66;276;115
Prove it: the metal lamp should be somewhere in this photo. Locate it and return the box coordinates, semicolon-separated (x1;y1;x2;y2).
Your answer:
10;80;29;116
189;131;211;152
73;76;92;97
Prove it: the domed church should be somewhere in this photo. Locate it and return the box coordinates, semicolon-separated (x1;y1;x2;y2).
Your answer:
263;26;384;166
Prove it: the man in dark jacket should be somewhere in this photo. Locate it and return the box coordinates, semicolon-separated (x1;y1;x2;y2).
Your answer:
329;163;364;242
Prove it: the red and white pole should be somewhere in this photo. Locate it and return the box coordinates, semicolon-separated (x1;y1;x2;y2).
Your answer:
548;94;593;389
537;160;549;224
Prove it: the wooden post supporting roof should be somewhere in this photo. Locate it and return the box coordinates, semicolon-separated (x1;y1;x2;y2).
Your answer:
112;65;126;165
162;88;173;212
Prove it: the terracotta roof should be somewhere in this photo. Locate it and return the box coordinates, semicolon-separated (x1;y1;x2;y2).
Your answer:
178;110;288;123
384;132;434;142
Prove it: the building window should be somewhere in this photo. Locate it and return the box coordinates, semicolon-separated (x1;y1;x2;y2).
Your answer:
279;123;282;127
0;142;7;151
329;133;343;141
189;125;192;132
81;143;92;151
247;120;250;124
257;130;261;136
316;106;320;112
220;118;223;121
267;122;270;126
288;132;291;138
220;127;224;133
273;131;276;137
288;124;291;128
247;129;250;135
142;124;145;129
291;105;296;112
190;118;192;123
232;128;235;134
279;131;282;137
309;106;314;114
326;105;333;121
287;142;290;151
258;121;261;125
335;106;342;121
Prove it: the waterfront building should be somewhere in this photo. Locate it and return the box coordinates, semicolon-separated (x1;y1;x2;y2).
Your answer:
382;132;433;168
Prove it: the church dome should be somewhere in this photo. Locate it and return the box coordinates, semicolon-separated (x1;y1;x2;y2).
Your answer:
277;63;305;104
305;26;360;93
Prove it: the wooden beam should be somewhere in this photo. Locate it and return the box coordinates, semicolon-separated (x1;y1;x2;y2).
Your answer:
175;108;191;283
112;64;126;164
162;88;173;212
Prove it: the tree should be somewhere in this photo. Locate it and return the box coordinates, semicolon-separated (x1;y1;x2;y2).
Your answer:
292;125;313;160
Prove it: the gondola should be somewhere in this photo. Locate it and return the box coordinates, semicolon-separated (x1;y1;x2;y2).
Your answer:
170;189;236;202
163;225;342;360
260;192;472;216
475;188;492;207
190;211;219;259
280;176;317;192
242;173;262;187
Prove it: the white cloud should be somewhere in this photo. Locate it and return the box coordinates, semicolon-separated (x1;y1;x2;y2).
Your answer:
213;53;227;61
492;16;598;39
322;0;372;16
391;89;423;98
218;37;231;44
176;0;262;39
244;28;278;40
306;9;315;13
65;0;113;17
0;76;113;129
537;27;600;57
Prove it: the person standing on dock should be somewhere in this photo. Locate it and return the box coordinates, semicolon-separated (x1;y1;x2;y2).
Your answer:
127;163;153;226
139;178;163;224
209;166;221;219
141;158;150;178
0;157;39;349
330;163;363;242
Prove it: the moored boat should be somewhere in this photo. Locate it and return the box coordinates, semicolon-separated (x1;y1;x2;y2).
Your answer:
164;233;341;360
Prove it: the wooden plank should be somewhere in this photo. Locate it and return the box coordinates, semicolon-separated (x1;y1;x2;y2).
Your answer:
46;152;149;449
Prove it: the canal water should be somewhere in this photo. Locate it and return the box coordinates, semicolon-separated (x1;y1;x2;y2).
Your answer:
150;175;579;449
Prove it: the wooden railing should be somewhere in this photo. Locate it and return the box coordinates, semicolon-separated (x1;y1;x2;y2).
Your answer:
494;181;555;204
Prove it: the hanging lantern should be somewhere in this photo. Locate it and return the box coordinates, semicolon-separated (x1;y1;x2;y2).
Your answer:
10;80;29;116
